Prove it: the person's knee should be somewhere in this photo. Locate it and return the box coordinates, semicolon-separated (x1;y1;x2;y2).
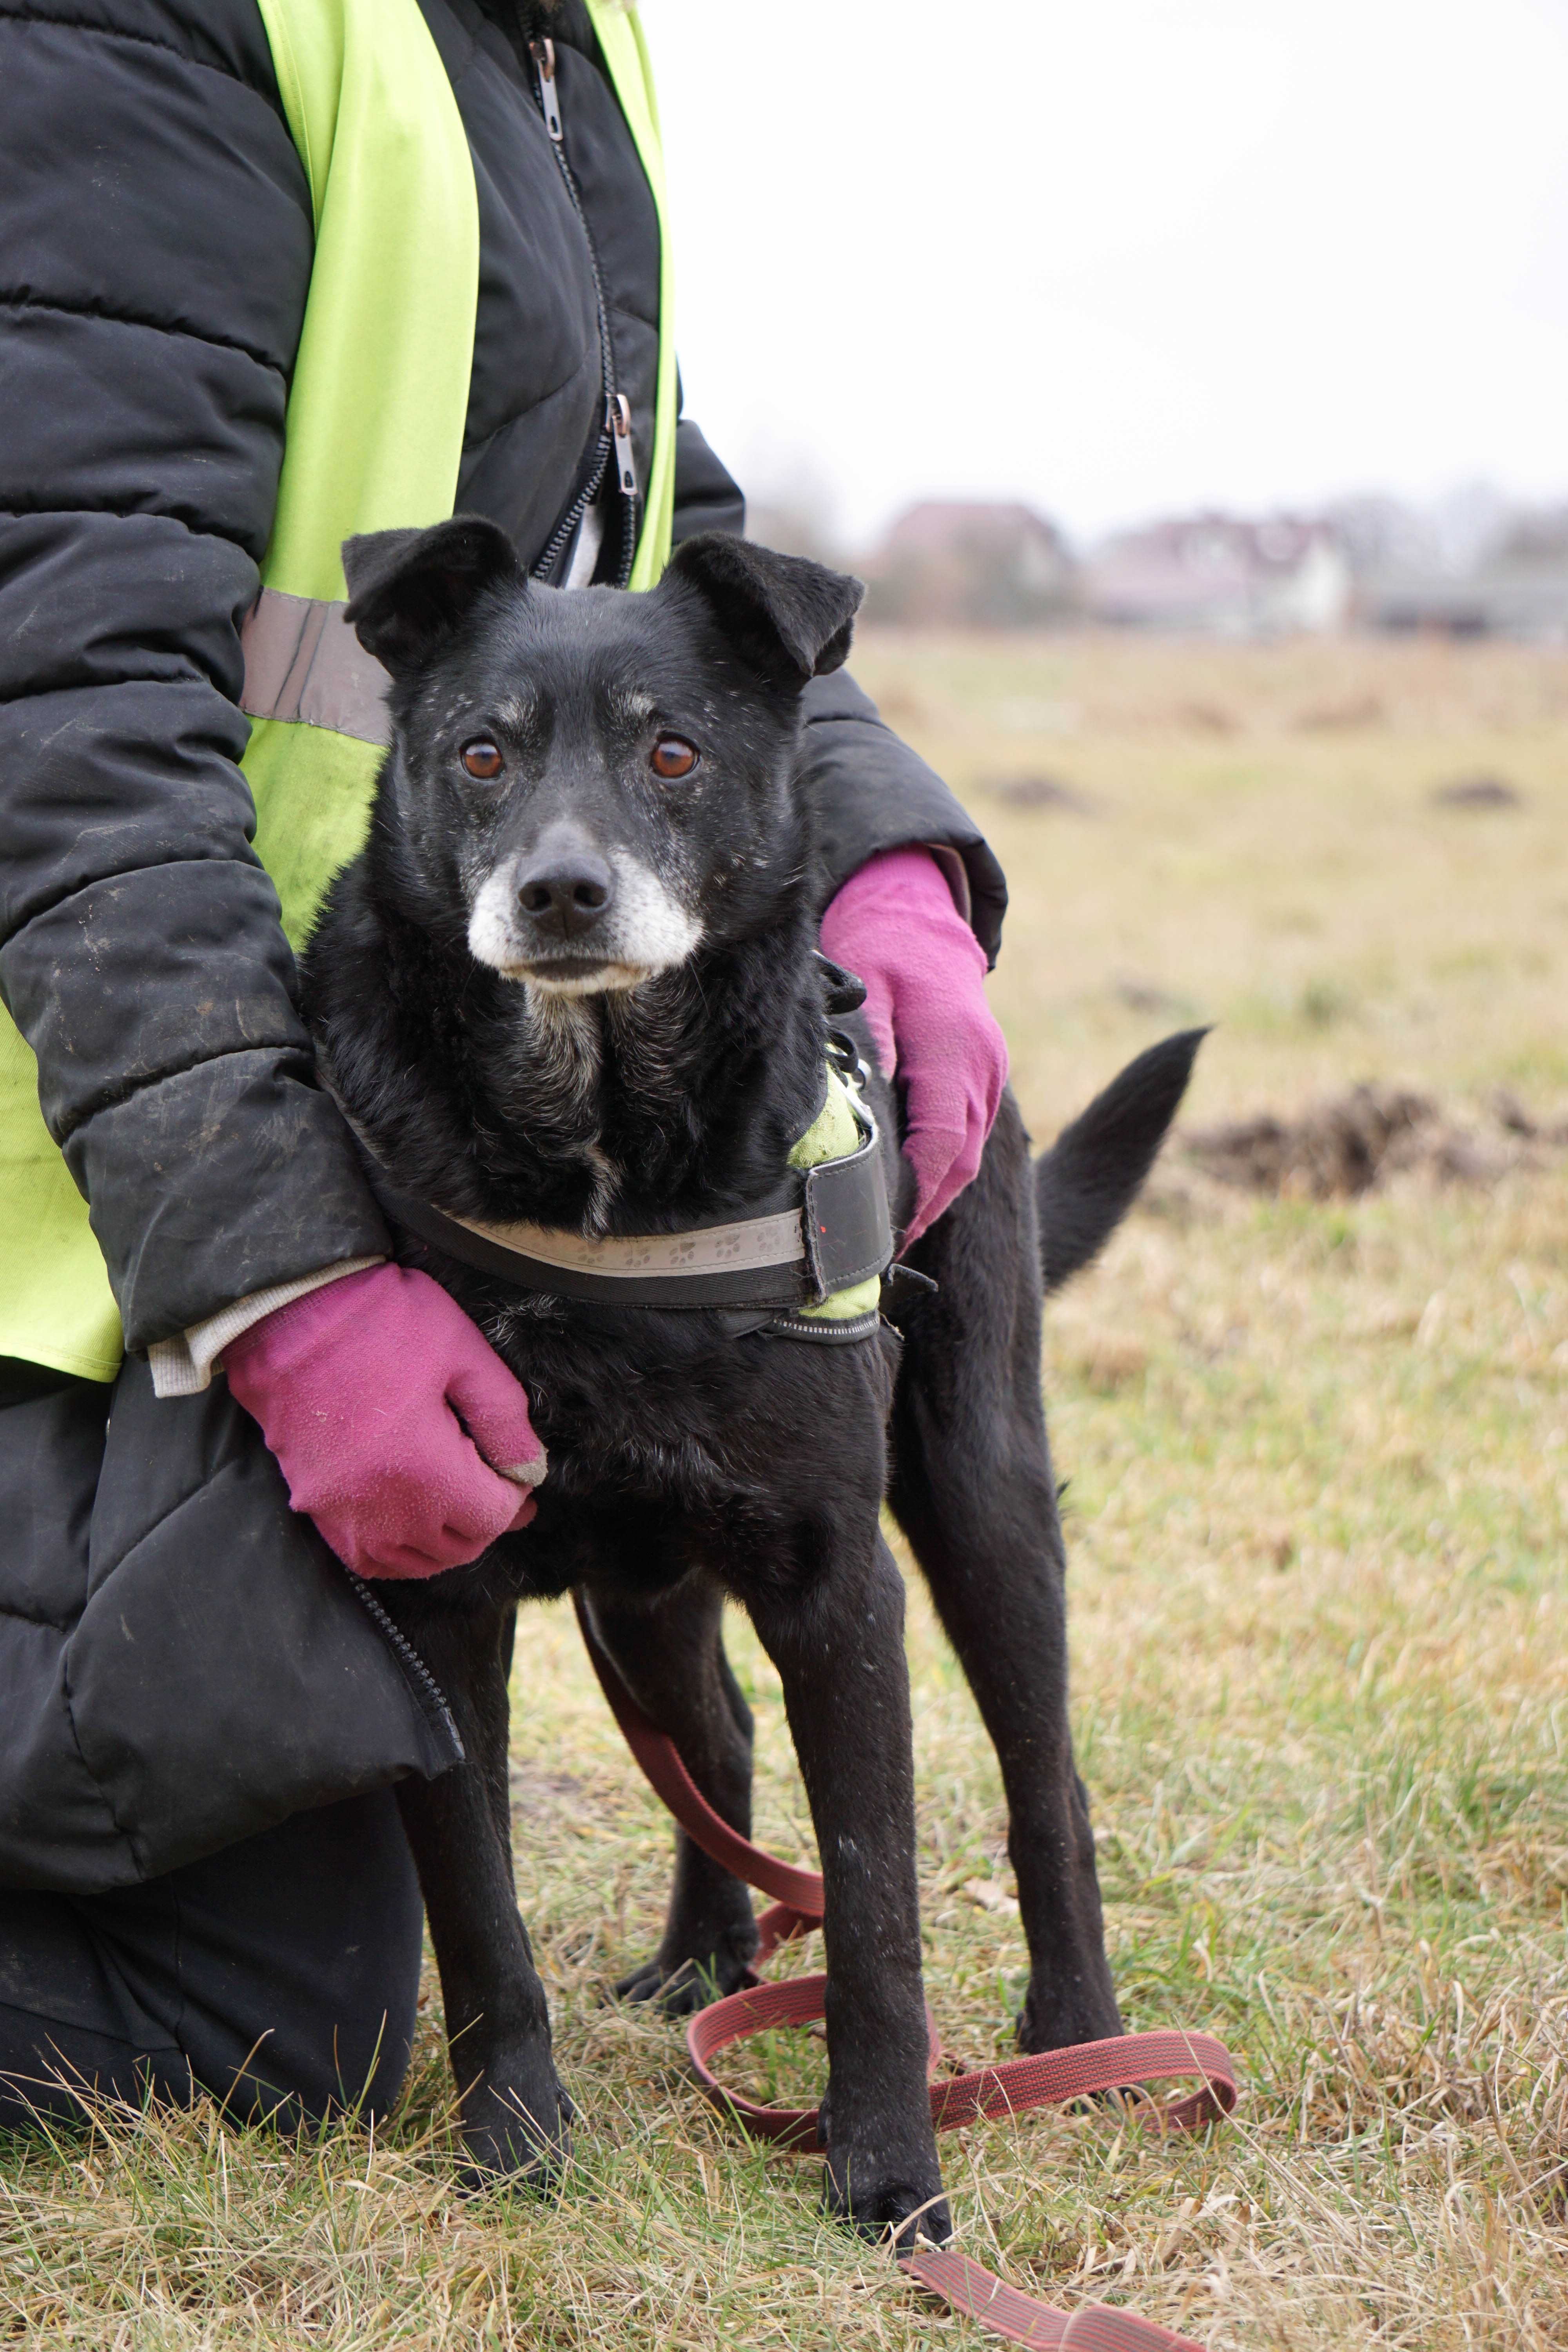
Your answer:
0;1992;415;2140
122;1790;426;2135
215;1980;417;2131
0;2005;194;2134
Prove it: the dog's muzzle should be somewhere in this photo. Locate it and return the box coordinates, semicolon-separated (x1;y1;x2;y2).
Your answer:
467;843;702;993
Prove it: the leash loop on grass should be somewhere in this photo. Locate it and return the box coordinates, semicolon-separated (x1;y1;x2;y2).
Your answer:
577;1600;1239;2352
684;1975;1235;2154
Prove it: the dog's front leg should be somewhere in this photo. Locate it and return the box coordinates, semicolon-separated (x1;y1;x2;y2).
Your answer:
389;1592;571;2187
748;1526;948;2248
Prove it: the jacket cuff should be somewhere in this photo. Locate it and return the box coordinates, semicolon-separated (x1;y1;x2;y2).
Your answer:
61;1048;393;1349
147;1258;384;1398
925;845;972;926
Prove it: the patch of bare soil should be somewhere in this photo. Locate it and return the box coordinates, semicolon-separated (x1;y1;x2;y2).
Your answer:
980;772;1098;812
1172;697;1239;734
1291;691;1386;731
1429;773;1524;809
1183;1084;1568;1199
1114;973;1199;1017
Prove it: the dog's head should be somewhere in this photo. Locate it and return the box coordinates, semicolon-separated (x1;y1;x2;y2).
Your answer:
342;521;863;998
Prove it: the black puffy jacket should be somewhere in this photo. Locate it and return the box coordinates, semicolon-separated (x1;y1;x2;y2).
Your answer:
0;0;1005;1889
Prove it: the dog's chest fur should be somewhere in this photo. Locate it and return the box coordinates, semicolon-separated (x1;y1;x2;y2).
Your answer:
314;859;826;1232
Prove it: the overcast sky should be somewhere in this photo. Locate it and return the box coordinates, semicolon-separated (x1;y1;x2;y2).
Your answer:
644;0;1568;548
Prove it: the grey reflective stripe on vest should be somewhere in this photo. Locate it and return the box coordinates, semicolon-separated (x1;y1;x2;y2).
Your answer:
240;588;392;748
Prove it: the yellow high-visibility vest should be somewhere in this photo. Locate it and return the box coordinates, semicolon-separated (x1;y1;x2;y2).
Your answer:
0;0;677;1381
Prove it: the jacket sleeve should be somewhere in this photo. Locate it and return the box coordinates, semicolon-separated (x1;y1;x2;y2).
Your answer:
0;4;389;1354
795;670;1007;966
670;415;1007;966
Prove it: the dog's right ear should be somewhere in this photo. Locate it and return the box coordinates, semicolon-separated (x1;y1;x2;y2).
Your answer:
342;516;522;676
663;534;864;690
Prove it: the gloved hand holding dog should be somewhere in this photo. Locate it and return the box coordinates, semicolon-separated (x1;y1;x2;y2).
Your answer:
223;1263;545;1581
820;845;1009;1249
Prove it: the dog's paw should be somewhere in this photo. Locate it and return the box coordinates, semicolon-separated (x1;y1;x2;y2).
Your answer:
823;2147;951;2252
609;1928;757;2017
456;2064;575;2193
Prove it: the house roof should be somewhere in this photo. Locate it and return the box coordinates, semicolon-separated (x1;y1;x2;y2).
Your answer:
880;501;1069;556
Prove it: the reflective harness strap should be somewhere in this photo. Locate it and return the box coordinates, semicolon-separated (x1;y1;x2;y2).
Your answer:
350;1038;895;1327
356;1113;894;1318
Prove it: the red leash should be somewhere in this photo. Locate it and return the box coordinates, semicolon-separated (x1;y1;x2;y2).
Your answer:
576;1603;1239;2351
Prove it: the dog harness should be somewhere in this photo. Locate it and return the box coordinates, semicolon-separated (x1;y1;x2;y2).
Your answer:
360;1033;898;1346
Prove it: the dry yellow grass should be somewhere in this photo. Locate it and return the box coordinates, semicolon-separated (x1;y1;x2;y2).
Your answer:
4;632;1567;2347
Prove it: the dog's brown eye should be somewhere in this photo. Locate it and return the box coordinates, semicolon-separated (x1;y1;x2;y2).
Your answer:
650;735;699;781
460;739;503;781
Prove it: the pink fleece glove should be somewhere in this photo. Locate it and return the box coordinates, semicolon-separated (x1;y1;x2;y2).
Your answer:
820;846;1009;1250
223;1263;546;1581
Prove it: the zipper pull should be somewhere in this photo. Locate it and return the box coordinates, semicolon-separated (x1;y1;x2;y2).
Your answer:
610;394;639;500
530;38;564;142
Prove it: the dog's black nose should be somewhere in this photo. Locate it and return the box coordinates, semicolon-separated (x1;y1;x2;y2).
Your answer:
515;850;615;940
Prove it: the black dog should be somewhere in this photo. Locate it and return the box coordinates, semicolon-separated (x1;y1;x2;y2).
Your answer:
300;519;1199;2242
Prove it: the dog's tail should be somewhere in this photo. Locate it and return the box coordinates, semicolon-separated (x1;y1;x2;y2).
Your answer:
1035;1028;1207;1295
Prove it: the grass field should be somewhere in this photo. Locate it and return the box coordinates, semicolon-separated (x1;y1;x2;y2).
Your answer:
5;632;1568;2348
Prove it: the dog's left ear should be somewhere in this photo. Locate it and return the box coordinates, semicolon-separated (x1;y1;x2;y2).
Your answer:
663;534;864;688
342;516;522;676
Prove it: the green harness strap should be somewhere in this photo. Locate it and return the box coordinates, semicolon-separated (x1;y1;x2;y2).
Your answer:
0;0;677;1382
787;1064;884;1323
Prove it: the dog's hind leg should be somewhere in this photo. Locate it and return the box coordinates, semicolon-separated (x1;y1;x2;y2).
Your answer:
390;1589;573;2186
584;1573;760;2012
889;1092;1124;2054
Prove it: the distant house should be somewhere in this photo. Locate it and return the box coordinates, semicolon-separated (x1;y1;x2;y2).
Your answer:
860;501;1078;628
1084;513;1352;635
1360;507;1568;638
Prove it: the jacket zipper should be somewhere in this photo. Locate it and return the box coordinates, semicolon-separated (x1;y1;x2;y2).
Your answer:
345;1575;466;1762
524;33;640;587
